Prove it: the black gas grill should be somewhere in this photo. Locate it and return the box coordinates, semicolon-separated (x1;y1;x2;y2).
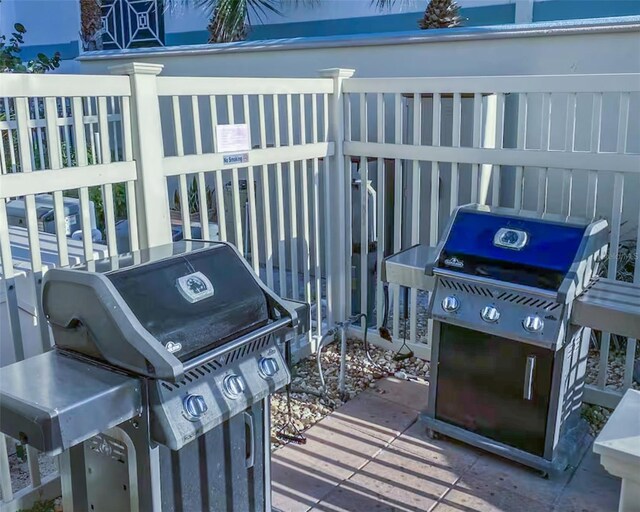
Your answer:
383;204;609;475
0;240;309;511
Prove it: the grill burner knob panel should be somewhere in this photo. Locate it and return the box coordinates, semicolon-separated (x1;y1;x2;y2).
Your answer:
183;394;208;419
523;315;544;333
223;374;246;398
441;296;460;313
480;305;500;323
259;357;279;378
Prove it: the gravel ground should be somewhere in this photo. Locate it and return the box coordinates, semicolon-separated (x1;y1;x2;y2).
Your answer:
582;348;640;436
270;338;429;449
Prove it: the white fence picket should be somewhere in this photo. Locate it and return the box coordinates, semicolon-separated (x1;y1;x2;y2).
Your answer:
360;93;369;330
258;94;274;289
311;93;324;336
243;95;260;274
286;94;299;300
299;95;312;309
392;93;402;339
409;94;421;344
375;93;385;331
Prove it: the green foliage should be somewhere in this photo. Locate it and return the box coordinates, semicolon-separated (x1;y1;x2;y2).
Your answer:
167;0;317;42
419;0;464;30
173;176;214;216
18;499;56;512
1;22;61;74
600;234;637;283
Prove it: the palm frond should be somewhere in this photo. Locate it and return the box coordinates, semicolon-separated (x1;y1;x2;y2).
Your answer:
370;0;421;11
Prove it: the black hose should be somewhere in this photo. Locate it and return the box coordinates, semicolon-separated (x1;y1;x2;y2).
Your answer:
382;283;390;328
394;287;414;361
379;283;392;341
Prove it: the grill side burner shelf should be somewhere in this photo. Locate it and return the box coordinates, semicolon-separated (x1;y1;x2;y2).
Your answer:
380;204;638;476
0;241;310;512
573;278;640;339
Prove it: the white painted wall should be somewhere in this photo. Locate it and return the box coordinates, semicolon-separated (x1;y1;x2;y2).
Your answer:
78;26;640;78
79;23;640;246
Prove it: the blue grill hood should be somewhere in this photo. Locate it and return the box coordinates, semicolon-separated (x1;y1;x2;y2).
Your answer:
429;205;609;297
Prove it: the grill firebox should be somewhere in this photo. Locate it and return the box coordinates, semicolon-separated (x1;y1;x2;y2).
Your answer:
0;241;309;511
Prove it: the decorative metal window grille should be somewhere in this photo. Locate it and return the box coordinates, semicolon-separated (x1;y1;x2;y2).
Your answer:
101;0;164;50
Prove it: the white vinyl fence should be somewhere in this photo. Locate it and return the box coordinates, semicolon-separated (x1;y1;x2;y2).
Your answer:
0;67;340;511
343;74;640;409
0;67;639;509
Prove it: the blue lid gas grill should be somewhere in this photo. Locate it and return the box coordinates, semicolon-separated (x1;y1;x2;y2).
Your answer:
382;204;610;475
0;240;309;512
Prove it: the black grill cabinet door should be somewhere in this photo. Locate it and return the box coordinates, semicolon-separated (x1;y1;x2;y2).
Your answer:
435;324;553;457
159;403;266;511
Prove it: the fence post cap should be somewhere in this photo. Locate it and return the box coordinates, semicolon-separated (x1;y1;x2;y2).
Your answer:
318;68;356;79
109;62;164;76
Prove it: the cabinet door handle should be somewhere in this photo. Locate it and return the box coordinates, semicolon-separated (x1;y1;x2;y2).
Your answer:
244;411;255;469
523;355;536;401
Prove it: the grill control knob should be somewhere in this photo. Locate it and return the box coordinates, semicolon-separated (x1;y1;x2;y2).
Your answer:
223;374;246;398
480;305;500;323
183;394;208;419
259;357;279;378
523;315;544;333
441;296;460;313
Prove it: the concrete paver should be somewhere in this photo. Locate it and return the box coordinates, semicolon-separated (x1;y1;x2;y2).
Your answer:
364;377;429;412
272;377;620;512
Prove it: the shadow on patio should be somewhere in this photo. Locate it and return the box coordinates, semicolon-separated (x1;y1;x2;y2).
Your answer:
271;378;620;512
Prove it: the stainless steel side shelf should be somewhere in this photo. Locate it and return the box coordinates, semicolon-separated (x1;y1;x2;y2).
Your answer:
381;245;437;291
573;278;640;339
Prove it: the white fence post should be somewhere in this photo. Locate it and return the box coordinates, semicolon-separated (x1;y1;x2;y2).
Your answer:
478;94;498;205
318;68;355;325
109;62;172;249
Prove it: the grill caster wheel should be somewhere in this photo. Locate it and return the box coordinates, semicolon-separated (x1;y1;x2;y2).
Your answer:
426;428;440;440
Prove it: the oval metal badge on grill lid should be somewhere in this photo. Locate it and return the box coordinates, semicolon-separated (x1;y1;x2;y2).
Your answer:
493;228;529;250
444;256;464;268
165;341;182;354
176;271;214;303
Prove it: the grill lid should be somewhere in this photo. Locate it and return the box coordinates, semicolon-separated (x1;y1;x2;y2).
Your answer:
106;245;268;362
43;241;295;381
429;205;608;295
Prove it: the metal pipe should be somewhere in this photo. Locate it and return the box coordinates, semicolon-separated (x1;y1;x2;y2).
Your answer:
338;323;348;399
316;329;336;393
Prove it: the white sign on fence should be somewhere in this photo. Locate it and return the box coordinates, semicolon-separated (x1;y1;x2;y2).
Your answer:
223;153;249;165
216;124;250;153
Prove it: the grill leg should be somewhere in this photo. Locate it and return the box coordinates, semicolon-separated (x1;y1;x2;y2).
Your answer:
60;444;89;512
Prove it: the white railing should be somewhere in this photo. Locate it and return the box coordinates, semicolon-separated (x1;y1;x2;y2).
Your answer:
153;69;337;337
0;73;138;510
343;74;640;408
0;67;339;510
0;68;639;508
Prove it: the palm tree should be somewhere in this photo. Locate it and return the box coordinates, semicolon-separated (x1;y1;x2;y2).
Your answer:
167;0;295;43
168;0;416;44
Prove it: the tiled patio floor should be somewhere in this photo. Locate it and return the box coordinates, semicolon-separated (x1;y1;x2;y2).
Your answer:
271;377;620;512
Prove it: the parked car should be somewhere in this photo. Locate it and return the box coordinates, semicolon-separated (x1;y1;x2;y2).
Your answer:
113;219;220;253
